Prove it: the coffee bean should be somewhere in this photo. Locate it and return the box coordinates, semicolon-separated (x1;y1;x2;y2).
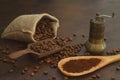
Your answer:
111;77;116;80
21;70;26;75
2;49;8;54
67;37;73;41
23;67;28;71
30;39;60;55
116;66;120;71
96;74;100;78
52;76;56;80
116;49;120;52
13;64;17;68
8;69;14;73
2;58;8;63
104;38;107;41
33;69;38;73
11;60;16;64
91;74;97;78
39;60;44;65
85;78;93;80
0;57;2;61
33;18;54;41
43;70;48;75
34;65;40;69
30;72;35;77
24;78;29;80
82;34;85;38
73;33;77;37
64;76;69;80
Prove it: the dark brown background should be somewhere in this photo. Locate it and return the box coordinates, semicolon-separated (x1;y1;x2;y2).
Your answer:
0;0;120;80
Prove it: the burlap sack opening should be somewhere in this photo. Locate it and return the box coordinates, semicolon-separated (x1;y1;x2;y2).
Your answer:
1;13;59;42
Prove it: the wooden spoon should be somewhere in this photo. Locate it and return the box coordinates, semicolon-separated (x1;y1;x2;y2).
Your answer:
58;54;120;76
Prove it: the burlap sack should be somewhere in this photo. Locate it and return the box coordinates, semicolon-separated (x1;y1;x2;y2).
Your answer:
1;13;59;42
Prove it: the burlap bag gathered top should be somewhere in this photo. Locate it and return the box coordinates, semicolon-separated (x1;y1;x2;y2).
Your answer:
1;13;59;42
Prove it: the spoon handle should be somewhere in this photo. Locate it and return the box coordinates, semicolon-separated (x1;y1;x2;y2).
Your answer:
9;49;31;59
107;54;120;63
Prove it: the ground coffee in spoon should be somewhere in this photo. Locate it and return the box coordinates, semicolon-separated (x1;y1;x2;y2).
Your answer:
62;58;101;73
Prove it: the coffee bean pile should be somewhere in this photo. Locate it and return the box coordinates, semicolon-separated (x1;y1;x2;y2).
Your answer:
30;35;75;55
44;44;81;68
33;17;54;41
30;39;60;54
106;48;120;55
53;36;72;47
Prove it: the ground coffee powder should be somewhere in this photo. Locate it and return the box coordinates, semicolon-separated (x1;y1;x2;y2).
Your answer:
62;58;101;73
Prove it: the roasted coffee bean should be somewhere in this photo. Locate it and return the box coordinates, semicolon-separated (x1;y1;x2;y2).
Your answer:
67;37;73;41
0;47;2;50
8;69;14;73
111;77;116;80
82;34;85;38
39;60;44;65
23;67;28;71
33;18;54;41
34;65;40;69
52;76;56;80
0;57;2;61
91;75;97;78
115;49;120;52
13;64;17;68
33;69;38;73
64;76;69;80
30;39;60;55
43;70;48;75
48;78;51;80
24;78;29;80
73;33;77;37
2;58;8;63
10;59;16;64
45;58;52;64
1;50;8;54
96;74;100;78
30;72;35;77
104;38;107;41
21;70;26;75
116;66;120;71
85;78;93;80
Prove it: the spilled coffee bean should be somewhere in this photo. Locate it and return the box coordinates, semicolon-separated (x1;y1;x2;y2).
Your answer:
111;77;116;80
64;76;69;80
106;48;120;55
30;72;35;77
43;70;48;75
52;76;56;80
45;44;81;68
116;66;120;71
8;69;14;73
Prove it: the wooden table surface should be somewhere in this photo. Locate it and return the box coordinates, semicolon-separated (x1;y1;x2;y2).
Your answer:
0;0;120;80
